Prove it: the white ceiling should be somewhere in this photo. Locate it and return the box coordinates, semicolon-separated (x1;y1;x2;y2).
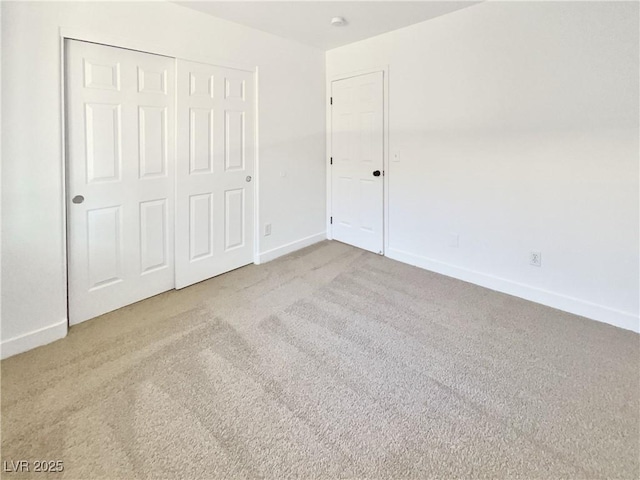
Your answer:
174;1;479;50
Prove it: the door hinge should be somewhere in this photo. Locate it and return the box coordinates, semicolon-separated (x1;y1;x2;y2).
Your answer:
330;157;333;165
330;216;333;224
330;97;333;105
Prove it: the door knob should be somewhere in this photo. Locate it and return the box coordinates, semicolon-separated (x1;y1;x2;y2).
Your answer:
246;176;252;182
373;170;381;177
72;195;84;204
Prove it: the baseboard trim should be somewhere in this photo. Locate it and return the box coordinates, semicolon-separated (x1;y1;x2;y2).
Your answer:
258;232;327;264
1;319;68;360
386;247;639;333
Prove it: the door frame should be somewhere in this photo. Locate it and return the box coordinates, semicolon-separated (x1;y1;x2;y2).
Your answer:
60;28;260;326
326;66;389;254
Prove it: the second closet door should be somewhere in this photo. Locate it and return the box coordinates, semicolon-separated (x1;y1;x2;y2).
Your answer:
175;60;255;288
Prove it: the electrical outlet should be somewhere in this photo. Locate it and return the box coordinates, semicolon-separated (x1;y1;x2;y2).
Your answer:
264;224;272;236
449;233;459;248
530;251;542;267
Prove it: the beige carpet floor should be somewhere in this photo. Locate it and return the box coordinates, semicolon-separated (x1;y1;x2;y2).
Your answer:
1;240;638;479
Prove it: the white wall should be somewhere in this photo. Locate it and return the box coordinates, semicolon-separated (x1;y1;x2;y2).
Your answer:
1;1;326;357
327;2;639;331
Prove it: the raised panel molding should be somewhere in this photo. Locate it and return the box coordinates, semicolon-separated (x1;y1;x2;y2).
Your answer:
360;112;375;162
336;113;353;162
140;199;168;274
139;106;167;178
336;176;353;227
225;110;245;171
224;189;245;250
83;58;120;90
358;179;376;233
189;193;214;261
85;103;122;183
138;67;167;94
87;205;123;290
189;108;214;174
359;81;375;103
225;77;245;100
189;72;214;98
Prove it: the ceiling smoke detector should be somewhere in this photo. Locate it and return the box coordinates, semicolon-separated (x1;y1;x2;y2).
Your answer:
331;17;347;27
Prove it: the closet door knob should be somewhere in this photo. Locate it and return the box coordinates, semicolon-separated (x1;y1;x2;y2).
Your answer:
373;170;381;177
246;176;252;182
72;195;85;204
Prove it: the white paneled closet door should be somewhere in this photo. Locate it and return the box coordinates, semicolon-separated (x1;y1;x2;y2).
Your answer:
331;71;384;254
175;60;255;289
66;40;175;325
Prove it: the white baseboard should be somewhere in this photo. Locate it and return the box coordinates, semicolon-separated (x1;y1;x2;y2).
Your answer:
258;232;326;264
386;247;639;334
1;319;68;360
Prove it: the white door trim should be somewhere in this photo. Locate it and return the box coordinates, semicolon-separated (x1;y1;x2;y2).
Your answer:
326;66;389;254
60;29;260;327
59;28;256;74
252;67;262;266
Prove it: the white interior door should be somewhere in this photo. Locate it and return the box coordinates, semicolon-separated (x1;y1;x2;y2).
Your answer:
175;60;255;288
66;40;175;325
331;71;384;254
